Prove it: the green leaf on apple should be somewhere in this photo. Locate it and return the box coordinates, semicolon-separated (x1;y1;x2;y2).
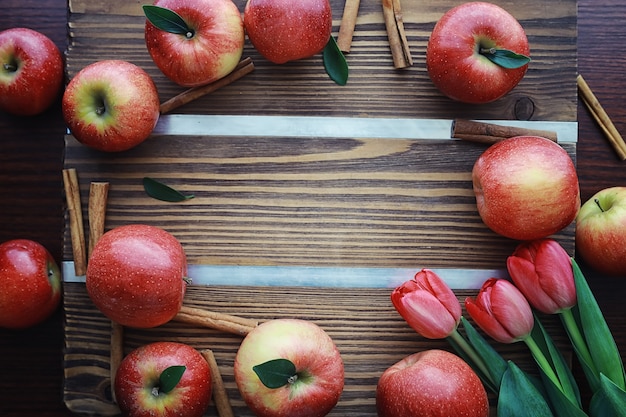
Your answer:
143;5;193;37
159;365;186;394
253;358;297;389
480;48;531;69
323;37;349;86
143;177;194;202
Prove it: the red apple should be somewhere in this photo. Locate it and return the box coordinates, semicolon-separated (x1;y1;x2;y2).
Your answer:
376;349;489;417
244;0;332;64
144;0;245;87
86;224;188;328
234;318;344;417
62;60;160;152
0;27;64;116
472;136;580;241
0;239;61;329
115;341;212;417
576;186;626;277
426;2;530;104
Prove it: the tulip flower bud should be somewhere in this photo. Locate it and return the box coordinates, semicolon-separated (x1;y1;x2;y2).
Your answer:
391;269;462;339
465;278;534;344
506;239;576;315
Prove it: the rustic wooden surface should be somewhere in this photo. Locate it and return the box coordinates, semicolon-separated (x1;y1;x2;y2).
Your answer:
63;284;571;416
59;0;578;415
6;0;626;417
63;134;576;269
66;0;577;121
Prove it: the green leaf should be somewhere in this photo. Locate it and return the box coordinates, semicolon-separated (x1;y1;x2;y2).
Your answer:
143;177;194;202
252;358;297;389
530;317;582;407
480;47;531;69
572;258;626;391
460;317;508;390
589;374;626;417
497;361;555;417
143;5;193;36
560;308;601;392
159;365;186;394
323;37;349;86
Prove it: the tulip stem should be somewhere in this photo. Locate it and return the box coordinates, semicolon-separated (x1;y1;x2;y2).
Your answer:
524;336;562;392
560;308;599;387
448;329;495;388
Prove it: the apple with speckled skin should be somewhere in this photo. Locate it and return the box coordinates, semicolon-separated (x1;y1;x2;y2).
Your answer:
0;27;64;116
376;349;489;417
62;60;160;152
115;341;212;417
576;186;626;276
426;2;530;104
234;318;344;417
144;0;245;87
0;239;61;329
244;0;332;64
472;136;580;241
86;224;188;328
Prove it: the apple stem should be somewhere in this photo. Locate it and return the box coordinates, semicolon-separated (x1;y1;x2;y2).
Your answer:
287;374;298;384
479;47;497;55
151;386;160;397
594;198;605;212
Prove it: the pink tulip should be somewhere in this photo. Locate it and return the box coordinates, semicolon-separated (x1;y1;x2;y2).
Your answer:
507;239;576;314
465;278;534;344
391;269;462;339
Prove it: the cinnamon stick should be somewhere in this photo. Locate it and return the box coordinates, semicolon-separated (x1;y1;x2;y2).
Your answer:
160;57;255;114
577;74;626;160
452;119;558;144
337;0;361;53
85;181;123;404
173;305;258;336
200;349;235;417
88;182;109;257
62;168;87;276
381;0;412;69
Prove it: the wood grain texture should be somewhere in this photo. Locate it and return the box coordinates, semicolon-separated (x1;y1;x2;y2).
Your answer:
65;0;577;121
63;135;576;269
60;0;579;415
63;283;571;416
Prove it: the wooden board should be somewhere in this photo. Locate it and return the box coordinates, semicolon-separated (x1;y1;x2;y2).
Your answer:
63;133;576;269
62;0;578;415
65;0;578;121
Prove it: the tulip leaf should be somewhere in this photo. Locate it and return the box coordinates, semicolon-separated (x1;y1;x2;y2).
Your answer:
497;361;555;417
252;358;297;389
459;317;507;390
530;317;582;408
159;365;186;394
143;177;194;202
323;37;349;86
589;374;626;417
571;258;626;391
143;5;193;36
480;47;531;69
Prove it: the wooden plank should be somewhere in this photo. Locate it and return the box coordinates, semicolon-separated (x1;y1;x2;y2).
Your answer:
65;0;577;121
63;134;576;269
63;283;571;416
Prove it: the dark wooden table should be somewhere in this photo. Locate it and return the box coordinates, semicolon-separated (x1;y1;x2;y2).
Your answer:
1;0;625;415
